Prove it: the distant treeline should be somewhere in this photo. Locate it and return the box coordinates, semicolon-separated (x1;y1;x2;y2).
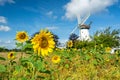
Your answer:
0;47;21;52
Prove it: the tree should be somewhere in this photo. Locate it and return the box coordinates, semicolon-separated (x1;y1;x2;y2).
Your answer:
52;33;59;47
93;27;120;47
69;33;79;41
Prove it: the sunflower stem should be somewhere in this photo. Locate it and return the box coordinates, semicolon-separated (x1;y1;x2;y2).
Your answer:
21;42;24;59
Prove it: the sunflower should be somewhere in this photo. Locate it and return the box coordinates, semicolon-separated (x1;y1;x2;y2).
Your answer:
7;52;15;59
31;30;55;56
105;47;112;53
16;31;29;42
52;55;60;63
67;40;73;48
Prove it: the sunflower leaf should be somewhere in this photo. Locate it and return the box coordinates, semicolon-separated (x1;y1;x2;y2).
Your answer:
0;64;6;72
34;60;45;71
22;43;33;52
16;42;23;48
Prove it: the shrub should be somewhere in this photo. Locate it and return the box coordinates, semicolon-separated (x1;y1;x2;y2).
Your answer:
93;27;120;47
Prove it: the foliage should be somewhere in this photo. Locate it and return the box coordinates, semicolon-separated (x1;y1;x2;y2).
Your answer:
69;33;79;41
93;27;120;47
0;47;9;52
52;33;59;47
74;40;95;49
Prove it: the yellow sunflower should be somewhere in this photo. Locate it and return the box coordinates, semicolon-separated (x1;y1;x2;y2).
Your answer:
16;31;29;42
31;29;55;56
7;52;15;59
67;40;73;48
105;47;112;53
52;55;60;63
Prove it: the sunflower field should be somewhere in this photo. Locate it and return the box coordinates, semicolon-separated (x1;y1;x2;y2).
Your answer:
0;28;120;80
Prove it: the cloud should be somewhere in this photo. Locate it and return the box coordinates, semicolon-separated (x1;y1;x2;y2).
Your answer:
5;40;11;44
46;11;53;16
0;0;15;6
0;16;7;23
64;0;118;20
23;7;40;13
46;11;58;19
0;25;10;31
46;26;58;30
0;40;15;49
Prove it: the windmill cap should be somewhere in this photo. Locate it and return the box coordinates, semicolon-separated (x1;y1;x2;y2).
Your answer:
80;24;90;29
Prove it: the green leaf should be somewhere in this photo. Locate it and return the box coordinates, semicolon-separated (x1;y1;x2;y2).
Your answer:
65;64;69;68
85;55;91;60
34;60;45;71
23;43;32;49
92;60;98;65
0;56;6;61
16;42;23;48
21;77;27;80
40;70;51;74
0;64;6;72
15;65;23;72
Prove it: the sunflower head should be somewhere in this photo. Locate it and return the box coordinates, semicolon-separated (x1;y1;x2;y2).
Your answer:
16;31;29;43
7;52;15;60
52;55;60;63
31;29;55;56
105;47;112;53
67;40;73;48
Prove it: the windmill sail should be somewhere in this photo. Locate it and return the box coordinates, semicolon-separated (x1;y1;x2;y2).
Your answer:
70;13;90;34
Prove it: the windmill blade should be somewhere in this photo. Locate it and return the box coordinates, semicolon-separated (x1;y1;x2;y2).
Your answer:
70;25;78;34
70;14;81;34
70;13;90;34
80;13;90;25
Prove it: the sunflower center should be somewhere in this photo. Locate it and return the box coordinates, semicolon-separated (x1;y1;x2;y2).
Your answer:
10;53;13;57
54;56;58;60
40;37;48;48
69;43;72;45
20;33;26;39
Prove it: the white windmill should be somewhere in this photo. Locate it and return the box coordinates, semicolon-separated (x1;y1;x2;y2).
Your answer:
71;13;92;41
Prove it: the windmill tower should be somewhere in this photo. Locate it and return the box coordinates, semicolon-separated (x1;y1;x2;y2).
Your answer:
71;13;91;41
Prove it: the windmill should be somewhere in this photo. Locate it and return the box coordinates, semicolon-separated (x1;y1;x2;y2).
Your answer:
71;13;92;41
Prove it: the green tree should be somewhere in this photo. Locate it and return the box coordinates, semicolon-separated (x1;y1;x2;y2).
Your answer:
93;27;120;47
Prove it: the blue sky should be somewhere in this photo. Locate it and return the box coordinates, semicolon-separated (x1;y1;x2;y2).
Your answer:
0;0;120;49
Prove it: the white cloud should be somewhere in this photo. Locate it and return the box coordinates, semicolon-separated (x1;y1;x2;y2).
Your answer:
46;26;58;30
0;25;10;31
0;0;15;6
46;11;53;16
0;16;7;23
64;0;118;20
46;11;57;19
5;40;11;44
0;40;15;49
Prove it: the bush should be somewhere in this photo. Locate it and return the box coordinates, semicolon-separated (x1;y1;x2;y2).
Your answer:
93;27;120;47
